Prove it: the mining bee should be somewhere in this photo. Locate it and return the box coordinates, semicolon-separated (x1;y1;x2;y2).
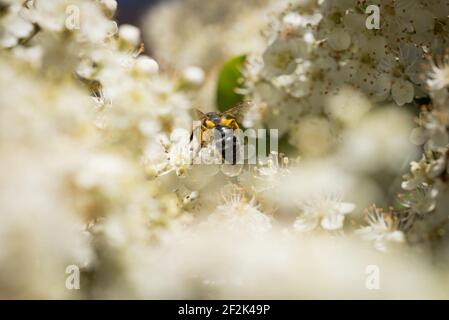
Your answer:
190;101;252;165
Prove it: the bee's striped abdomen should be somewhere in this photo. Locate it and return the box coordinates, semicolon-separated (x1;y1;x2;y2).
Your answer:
214;126;239;165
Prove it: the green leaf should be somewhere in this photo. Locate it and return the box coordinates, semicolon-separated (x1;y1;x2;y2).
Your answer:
216;55;246;112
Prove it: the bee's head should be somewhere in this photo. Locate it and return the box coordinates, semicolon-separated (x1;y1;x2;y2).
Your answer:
203;112;221;128
207;112;239;129
205;112;221;123
196;110;239;129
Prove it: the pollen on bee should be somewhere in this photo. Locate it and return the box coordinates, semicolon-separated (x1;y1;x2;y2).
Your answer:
205;120;215;129
220;118;237;128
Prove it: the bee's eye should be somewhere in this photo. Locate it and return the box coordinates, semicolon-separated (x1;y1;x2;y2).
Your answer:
205;120;215;129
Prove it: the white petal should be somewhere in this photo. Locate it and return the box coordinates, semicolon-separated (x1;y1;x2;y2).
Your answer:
401;179;420;191
392;79;414;106
385;231;405;243
334;202;356;215
321;213;345;230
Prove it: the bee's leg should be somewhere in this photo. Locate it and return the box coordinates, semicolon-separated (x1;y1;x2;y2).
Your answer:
200;125;209;147
220;118;237;129
189;125;201;159
190;123;204;144
190;124;199;142
232;136;238;165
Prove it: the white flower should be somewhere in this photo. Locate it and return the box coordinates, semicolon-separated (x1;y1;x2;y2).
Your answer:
208;189;272;234
23;0;116;43
0;4;34;48
401;159;427;191
262;38;309;79
143;0;279;71
281;11;322;29
248;152;291;194
282;12;303;29
418;108;449;150
99;0;118;15
182;66;205;87
325;86;372;127
118;24;141;46
338;107;417;173
134;56;159;76
427;56;449;91
289;116;336;157
75;153;133;197
158;130;196;177
398;187;438;216
294;193;355;232
328;28;351;51
77;2;117;43
272;59;312;98
21;0;70;32
356;206;405;252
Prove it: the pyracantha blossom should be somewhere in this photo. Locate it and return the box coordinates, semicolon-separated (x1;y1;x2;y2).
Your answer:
251;151;292;192
207;187;272;235
356;206;406;252
3;0;449;300
398;186;439;216
243;0;449;157
427;51;449;91
0;2;34;48
294;192;355;232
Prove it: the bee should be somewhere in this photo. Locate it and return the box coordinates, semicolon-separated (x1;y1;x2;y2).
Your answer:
190;101;252;165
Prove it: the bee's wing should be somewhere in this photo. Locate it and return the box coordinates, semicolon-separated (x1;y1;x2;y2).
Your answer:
190;123;201;140
190;108;205;143
221;100;253;121
194;108;207;121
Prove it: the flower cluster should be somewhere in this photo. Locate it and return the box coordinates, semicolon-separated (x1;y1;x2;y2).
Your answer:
397;52;449;244
241;0;449;252
1;0;449;299
0;0;193;298
243;0;449;155
143;0;286;72
356;205;405;252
